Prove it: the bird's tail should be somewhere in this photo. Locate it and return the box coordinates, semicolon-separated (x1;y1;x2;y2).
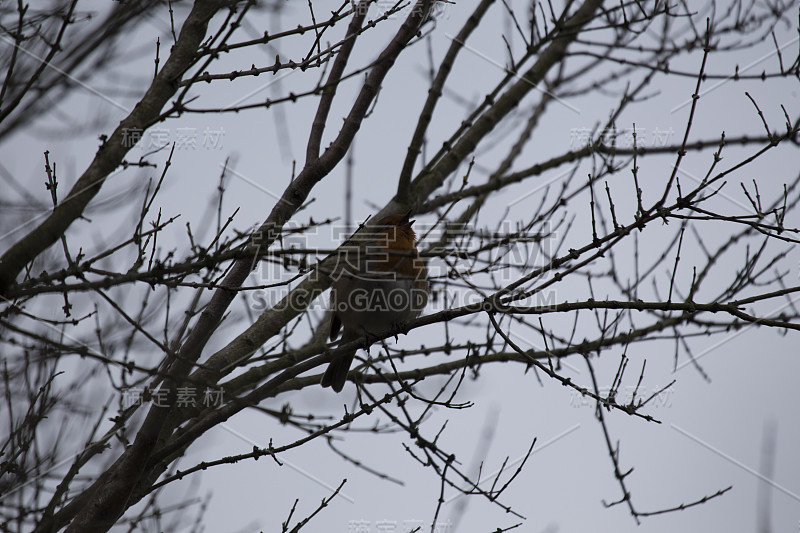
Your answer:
320;329;359;392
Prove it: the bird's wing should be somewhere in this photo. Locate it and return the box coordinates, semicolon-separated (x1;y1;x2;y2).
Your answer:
329;313;342;341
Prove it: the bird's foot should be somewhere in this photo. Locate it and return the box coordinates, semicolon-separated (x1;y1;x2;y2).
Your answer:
390;320;411;341
360;333;372;351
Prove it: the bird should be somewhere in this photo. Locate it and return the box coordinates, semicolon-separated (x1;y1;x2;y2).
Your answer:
321;211;428;392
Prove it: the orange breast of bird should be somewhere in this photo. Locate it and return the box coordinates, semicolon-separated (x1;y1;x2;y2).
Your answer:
373;224;426;282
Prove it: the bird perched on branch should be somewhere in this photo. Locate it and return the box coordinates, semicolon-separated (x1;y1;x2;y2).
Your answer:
321;211;429;392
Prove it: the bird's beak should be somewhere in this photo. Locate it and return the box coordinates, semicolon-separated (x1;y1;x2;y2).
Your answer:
401;209;414;227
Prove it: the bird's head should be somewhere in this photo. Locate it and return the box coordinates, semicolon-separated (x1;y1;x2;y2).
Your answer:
376;210;417;249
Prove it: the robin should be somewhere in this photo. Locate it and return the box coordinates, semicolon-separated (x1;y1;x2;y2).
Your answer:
321;211;429;392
